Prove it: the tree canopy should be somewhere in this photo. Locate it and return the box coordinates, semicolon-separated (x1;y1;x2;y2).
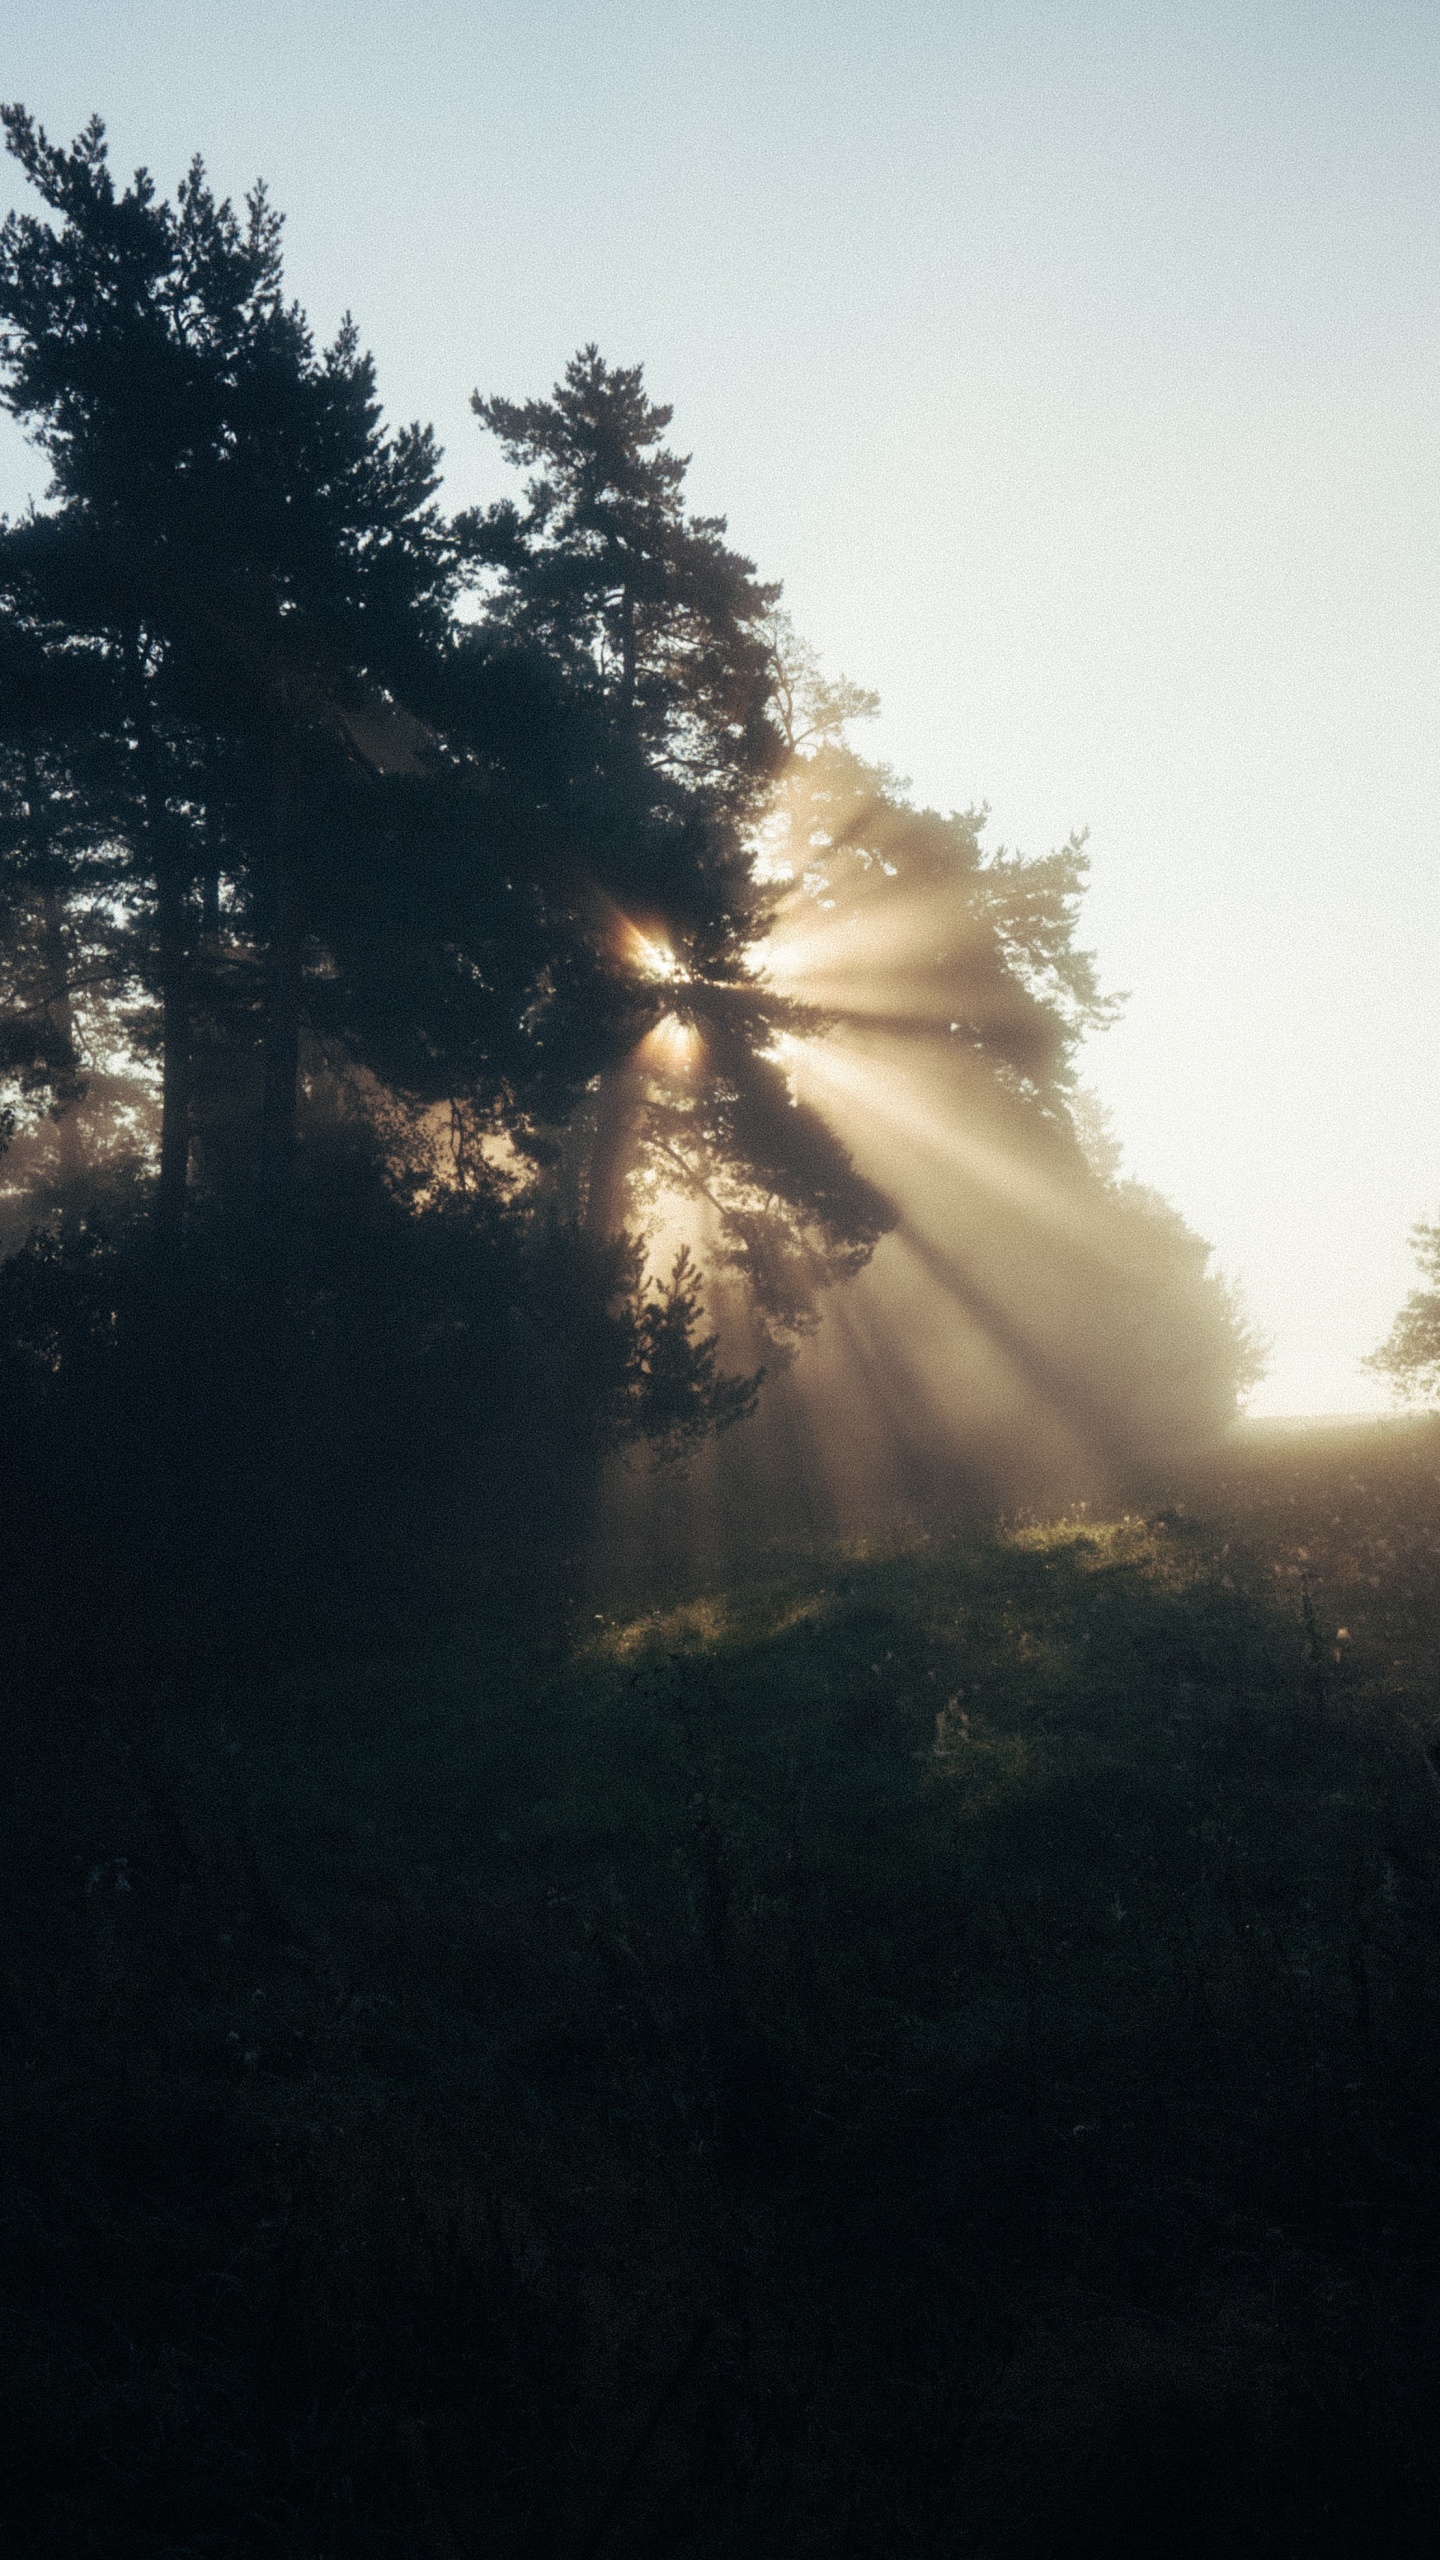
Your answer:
0;107;1259;1672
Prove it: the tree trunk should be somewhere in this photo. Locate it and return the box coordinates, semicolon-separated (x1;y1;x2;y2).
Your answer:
124;636;191;1278
619;578;637;716
121;637;193;1589
39;880;83;1200
585;1060;640;1238
258;742;301;1232
28;753;85;1202
259;848;301;1222
154;848;192;1278
246;738;303;1610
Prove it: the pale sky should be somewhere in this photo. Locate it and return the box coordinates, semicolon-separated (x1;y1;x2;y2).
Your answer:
3;0;1438;1414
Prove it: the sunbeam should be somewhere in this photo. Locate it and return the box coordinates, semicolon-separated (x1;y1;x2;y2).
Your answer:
788;1036;1130;1271
635;1011;701;1074
600;764;1253;1577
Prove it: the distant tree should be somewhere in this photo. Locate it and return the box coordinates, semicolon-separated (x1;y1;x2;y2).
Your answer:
1365;1220;1440;1404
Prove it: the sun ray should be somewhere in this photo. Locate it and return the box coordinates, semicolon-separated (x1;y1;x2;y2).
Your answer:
592;814;1242;1583
634;1012;701;1074
759;883;995;989
788;1035;1132;1272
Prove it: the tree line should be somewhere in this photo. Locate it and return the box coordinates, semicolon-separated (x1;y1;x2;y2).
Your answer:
0;108;1255;1676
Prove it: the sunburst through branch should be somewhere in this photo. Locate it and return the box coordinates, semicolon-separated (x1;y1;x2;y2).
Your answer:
596;718;1257;1582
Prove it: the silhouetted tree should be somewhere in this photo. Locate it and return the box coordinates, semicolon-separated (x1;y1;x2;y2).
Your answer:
1365;1219;1440;1404
466;345;781;947
0;109;463;1276
0;111;300;1279
0;120;766;1667
0;578;110;1188
0;110;1263;1677
460;352;895;1328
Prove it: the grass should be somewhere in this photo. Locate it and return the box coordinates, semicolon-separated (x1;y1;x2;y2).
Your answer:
6;1415;1440;2555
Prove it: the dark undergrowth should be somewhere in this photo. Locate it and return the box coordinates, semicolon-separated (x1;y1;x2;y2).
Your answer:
6;1416;1440;2556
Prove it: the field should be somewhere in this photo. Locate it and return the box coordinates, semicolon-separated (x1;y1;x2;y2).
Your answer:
6;1416;1440;2557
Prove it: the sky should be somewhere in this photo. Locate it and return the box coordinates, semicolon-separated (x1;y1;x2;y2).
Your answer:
2;0;1437;1415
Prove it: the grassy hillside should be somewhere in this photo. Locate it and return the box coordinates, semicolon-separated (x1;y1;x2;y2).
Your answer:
6;1418;1440;2556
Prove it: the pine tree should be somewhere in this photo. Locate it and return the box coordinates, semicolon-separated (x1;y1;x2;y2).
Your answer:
0;109;293;1275
0;108;462;1262
466;344;783;959
465;350;894;1321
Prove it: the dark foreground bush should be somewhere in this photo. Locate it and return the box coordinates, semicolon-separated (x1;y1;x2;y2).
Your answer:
0;1132;755;1695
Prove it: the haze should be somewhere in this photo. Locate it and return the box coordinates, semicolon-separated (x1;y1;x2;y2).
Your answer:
4;0;1436;1416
